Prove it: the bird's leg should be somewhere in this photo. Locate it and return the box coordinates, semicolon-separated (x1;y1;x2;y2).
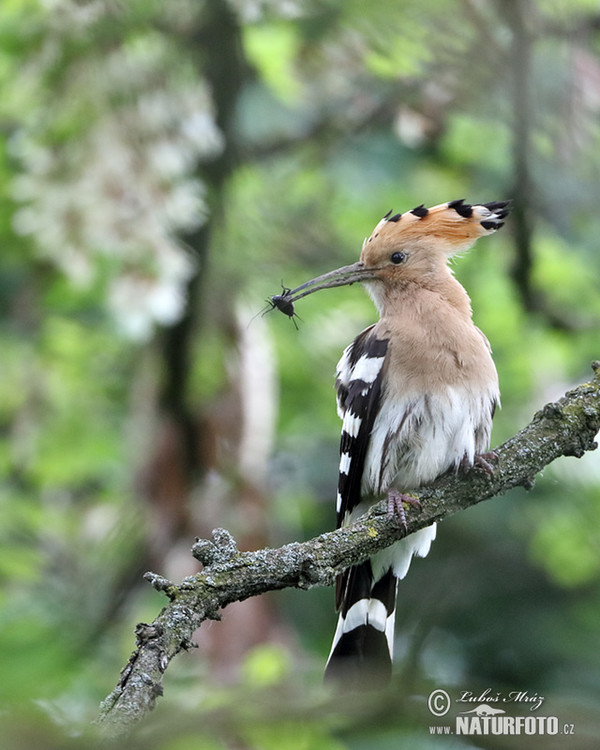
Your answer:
460;451;498;477
386;488;421;530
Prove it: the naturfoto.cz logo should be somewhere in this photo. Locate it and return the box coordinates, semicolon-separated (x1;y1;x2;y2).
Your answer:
427;688;576;738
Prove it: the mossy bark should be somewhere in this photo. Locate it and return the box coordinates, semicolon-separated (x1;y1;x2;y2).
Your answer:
97;363;600;735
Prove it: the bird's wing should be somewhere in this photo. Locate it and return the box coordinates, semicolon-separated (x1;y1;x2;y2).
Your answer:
335;325;389;529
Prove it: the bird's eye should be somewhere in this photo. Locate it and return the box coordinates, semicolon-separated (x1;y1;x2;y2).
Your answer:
390;251;406;264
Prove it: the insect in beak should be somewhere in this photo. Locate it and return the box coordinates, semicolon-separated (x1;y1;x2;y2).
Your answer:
268;261;376;320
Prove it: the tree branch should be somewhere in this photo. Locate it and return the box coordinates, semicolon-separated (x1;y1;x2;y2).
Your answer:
97;362;600;735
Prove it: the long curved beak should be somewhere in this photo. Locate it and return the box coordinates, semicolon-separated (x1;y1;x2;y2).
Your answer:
282;262;376;304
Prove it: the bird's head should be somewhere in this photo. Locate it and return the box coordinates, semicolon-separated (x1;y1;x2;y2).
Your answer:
273;199;509;313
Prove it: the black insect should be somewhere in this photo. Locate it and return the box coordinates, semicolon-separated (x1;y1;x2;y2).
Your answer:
264;285;301;329
270;289;295;315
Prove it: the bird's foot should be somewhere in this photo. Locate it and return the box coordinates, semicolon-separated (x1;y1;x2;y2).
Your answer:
460;451;498;477
386;489;421;531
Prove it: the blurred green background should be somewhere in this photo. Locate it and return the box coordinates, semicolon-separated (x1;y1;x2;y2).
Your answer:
1;0;600;748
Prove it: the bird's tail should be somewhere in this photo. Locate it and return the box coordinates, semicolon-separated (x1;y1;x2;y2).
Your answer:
324;525;437;687
324;560;398;687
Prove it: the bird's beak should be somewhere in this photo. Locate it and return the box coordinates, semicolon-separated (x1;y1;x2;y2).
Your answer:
282;262;376;305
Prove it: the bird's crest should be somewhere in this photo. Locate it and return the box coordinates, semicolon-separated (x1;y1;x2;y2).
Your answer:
363;199;510;256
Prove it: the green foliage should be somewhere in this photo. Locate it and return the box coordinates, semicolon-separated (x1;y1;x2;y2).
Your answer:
244;22;303;103
1;0;600;747
241;644;293;687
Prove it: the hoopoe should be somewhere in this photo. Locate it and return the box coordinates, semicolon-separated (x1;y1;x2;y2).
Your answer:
273;199;509;686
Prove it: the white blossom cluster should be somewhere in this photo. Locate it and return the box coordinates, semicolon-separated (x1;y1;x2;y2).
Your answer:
11;10;223;340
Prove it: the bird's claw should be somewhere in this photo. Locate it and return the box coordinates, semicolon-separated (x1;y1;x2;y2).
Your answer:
386;489;421;530
461;451;498;477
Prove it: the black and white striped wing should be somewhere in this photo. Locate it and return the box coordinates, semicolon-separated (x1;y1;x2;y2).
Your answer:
335;326;389;529
329;326;392;671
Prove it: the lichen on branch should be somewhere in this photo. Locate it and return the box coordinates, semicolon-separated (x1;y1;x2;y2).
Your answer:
97;363;600;735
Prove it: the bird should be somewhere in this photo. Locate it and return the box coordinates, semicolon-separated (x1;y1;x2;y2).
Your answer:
272;198;509;686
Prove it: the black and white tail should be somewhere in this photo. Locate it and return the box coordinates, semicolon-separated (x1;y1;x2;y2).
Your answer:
325;561;398;684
